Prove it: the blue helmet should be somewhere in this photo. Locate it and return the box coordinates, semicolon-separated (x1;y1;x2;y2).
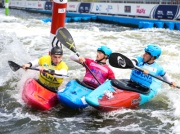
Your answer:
97;45;112;58
144;44;162;59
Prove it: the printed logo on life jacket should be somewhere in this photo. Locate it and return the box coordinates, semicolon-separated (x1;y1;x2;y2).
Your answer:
42;73;57;82
90;62;108;72
43;63;49;67
89;68;104;80
133;70;152;83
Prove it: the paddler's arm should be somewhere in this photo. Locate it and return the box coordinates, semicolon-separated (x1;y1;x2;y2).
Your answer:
162;73;177;88
22;59;39;70
53;69;68;78
70;54;85;65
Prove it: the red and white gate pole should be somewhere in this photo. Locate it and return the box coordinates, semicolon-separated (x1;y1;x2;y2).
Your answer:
50;0;67;49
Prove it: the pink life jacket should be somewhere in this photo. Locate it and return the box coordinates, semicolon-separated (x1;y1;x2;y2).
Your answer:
83;58;115;88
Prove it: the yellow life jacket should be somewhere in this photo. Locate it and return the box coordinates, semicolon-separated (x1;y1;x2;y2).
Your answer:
38;55;68;89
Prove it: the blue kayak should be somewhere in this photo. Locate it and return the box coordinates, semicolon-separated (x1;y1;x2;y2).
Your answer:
57;79;94;109
85;79;162;112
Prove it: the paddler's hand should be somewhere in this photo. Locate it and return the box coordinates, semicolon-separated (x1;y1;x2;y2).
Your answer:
79;57;85;64
170;82;177;88
40;67;55;75
39;67;46;73
143;70;149;75
48;69;55;75
22;64;31;70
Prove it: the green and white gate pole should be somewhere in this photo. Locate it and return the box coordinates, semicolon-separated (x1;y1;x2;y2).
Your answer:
5;0;9;16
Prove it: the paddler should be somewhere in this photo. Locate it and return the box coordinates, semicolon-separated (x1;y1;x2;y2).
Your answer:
22;46;68;92
130;44;176;89
71;45;115;88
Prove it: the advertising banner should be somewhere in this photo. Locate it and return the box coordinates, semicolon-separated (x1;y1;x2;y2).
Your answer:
44;2;52;10
91;3;118;15
151;5;179;20
67;2;79;12
78;3;91;13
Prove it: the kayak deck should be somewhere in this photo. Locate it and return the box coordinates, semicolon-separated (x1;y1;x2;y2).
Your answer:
22;78;58;110
57;80;93;109
86;79;159;112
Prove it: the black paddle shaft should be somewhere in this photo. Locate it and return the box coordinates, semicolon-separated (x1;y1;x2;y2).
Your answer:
56;27;101;85
8;61;68;77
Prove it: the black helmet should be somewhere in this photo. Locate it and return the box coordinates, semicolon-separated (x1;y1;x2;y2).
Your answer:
50;46;63;55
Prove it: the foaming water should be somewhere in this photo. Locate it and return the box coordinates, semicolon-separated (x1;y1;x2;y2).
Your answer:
1;8;180;133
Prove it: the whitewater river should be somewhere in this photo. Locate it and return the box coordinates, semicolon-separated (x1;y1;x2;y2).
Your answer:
0;9;180;134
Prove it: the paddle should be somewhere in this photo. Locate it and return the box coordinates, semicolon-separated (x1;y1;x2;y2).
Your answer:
8;61;68;77
109;53;180;89
55;27;101;85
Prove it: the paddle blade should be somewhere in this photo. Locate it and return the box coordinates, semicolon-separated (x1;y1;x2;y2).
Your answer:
56;27;77;53
109;53;134;69
8;61;21;71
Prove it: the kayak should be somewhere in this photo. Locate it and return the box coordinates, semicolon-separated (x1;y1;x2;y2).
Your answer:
22;78;58;110
57;79;94;109
85;79;161;112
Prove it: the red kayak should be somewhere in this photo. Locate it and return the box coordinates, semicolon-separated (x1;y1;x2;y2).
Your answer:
22;78;58;110
97;88;141;111
85;79;154;112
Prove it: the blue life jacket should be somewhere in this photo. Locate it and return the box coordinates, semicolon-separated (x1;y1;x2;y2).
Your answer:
130;56;165;88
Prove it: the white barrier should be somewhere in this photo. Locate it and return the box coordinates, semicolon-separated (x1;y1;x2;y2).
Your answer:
9;1;180;20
